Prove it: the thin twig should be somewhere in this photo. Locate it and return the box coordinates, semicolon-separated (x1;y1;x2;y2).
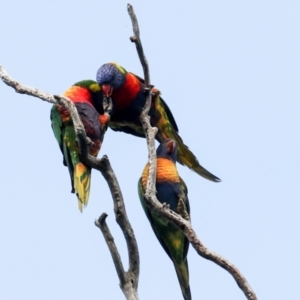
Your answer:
95;213;126;285
127;4;150;85
0;64;139;300
127;4;258;300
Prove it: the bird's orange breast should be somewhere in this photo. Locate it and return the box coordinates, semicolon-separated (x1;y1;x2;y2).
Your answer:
141;158;180;190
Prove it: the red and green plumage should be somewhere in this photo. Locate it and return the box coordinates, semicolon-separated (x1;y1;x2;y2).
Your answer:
138;139;192;300
96;62;220;182
51;80;109;211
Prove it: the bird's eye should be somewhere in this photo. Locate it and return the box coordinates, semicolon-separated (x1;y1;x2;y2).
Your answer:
166;140;176;154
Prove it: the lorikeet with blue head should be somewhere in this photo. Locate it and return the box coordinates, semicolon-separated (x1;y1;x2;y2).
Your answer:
138;139;192;300
96;62;220;183
50;80;111;211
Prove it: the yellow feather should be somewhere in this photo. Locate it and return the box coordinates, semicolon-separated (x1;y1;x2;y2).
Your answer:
90;83;101;93
74;163;91;212
111;62;127;74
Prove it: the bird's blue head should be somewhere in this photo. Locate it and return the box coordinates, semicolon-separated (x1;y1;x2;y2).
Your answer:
96;63;127;97
156;139;178;163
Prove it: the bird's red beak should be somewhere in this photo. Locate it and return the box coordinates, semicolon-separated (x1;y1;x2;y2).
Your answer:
102;84;113;97
167;140;176;154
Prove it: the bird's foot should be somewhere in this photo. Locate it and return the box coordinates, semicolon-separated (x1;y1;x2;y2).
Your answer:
177;199;190;221
85;137;94;146
143;85;155;95
102;96;113;115
162;202;170;209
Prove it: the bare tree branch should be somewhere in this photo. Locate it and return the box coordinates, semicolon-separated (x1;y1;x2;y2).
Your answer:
96;213;126;284
0;65;139;300
127;4;258;300
127;4;150;86
0;65;56;104
127;3;158;200
94;156;140;288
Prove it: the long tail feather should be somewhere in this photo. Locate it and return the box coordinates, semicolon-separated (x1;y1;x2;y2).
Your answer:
172;131;221;182
174;260;192;300
174;132;221;182
74;162;91;212
154;93;220;182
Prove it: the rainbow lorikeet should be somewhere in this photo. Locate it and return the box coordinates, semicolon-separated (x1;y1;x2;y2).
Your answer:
96;62;220;183
138;139;192;300
50;80;110;211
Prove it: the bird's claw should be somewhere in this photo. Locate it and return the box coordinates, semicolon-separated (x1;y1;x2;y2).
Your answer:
85;137;94;145
102;96;113;114
143;85;155;94
162;202;170;209
177;198;190;221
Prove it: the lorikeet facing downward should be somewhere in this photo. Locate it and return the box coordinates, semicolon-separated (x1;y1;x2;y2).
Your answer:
138;139;192;300
96;62;220;183
50;80;110;211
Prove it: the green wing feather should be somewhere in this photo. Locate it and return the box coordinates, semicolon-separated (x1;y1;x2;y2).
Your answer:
51;105;74;170
109;121;145;138
51;105;78;191
50;105;64;163
180;178;190;217
178;178;190;263
155;96;179;132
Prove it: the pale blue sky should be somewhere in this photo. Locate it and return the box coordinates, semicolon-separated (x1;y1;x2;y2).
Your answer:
0;1;299;299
